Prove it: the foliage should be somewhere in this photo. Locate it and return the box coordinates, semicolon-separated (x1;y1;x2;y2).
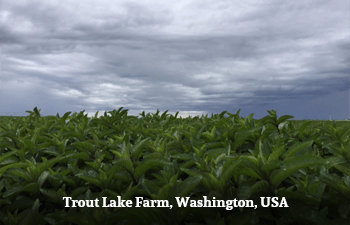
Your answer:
0;107;349;224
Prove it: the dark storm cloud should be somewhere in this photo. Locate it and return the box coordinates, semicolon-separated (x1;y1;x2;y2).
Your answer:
0;0;349;119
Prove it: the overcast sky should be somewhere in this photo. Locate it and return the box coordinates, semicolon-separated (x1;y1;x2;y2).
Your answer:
1;0;349;120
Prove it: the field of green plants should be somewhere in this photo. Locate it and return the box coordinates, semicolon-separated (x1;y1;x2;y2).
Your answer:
0;107;349;224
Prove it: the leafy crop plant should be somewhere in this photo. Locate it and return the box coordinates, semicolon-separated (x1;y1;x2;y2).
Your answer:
0;107;349;224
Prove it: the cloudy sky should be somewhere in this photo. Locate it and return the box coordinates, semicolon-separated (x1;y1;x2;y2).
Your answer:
1;0;349;120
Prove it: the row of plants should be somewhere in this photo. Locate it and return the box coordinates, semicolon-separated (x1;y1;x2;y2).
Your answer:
0;107;349;224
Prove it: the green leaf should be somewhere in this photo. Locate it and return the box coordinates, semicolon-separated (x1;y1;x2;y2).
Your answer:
0;163;27;178
40;188;64;205
72;141;95;152
33;107;41;117
157;183;174;200
174;175;202;197
131;137;150;160
69;186;90;199
268;144;286;162
18;198;43;225
104;189;121;200
60;111;72;122
105;164;121;187
250;180;270;195
0;152;16;164
200;173;219;191
276;115;294;126
218;158;242;192
134;158;172;180
334;163;350;176
142;178;161;196
171;153;193;160
261;160;282;178
37;170;50;187
3;184;22;198
181;168;200;177
285;140;313;158
236;181;256;200
271;155;326;187
238;156;262;179
233;127;261;152
76;174;103;188
297;121;312;139
7;168;29;181
63;151;90;160
114;157;134;173
319;167;350;200
122;182;138;200
21;183;39;194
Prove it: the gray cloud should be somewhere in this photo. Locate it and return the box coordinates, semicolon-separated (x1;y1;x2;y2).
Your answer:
1;0;349;119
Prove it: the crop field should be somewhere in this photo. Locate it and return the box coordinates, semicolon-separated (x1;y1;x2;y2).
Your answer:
0;107;349;224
